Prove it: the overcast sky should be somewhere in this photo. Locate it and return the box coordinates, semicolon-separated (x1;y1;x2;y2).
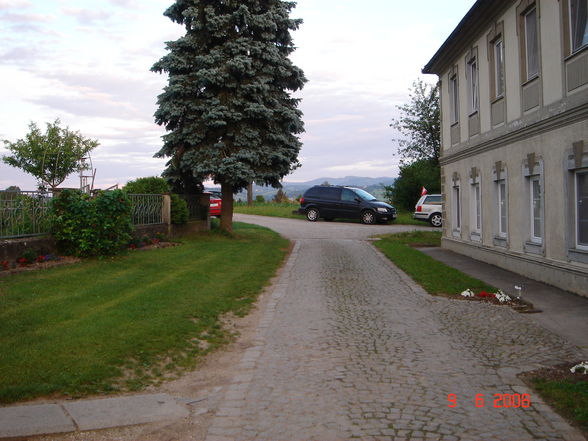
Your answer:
0;0;475;190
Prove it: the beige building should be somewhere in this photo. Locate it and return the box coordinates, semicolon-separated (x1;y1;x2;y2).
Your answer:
423;0;588;296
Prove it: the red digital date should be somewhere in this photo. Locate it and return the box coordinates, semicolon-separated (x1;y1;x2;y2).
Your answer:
447;393;531;408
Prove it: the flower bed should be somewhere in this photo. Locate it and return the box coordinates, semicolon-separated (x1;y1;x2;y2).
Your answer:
459;288;538;313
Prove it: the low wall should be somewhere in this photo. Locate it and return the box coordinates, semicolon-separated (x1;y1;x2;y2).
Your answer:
134;224;171;239
0;236;57;261
442;237;588;298
171;219;210;238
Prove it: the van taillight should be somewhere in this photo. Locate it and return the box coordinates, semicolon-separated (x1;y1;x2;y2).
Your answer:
416;205;422;212
300;197;304;204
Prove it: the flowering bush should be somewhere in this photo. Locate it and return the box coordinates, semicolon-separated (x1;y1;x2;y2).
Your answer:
461;289;475;298
477;291;495;298
494;290;511;303
1;260;9;271
571;361;588;374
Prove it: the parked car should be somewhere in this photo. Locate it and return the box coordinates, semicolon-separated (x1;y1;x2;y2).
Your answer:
298;185;396;224
204;192;222;217
413;194;443;227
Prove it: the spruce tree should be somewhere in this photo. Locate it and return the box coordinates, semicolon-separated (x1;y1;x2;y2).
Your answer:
152;0;306;232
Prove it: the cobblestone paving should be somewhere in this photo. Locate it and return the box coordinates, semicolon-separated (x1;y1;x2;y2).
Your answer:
206;226;586;441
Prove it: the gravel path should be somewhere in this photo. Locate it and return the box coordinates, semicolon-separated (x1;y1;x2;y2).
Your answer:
204;216;586;441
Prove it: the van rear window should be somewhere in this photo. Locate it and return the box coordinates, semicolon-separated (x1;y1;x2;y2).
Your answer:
425;195;442;203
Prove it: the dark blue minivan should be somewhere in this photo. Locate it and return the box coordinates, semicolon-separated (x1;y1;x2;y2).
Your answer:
299;185;396;224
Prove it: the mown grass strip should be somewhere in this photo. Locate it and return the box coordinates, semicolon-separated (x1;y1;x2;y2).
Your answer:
374;231;495;295
0;222;288;404
530;379;588;436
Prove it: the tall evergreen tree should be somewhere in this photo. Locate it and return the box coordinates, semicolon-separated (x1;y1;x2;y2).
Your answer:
152;0;306;232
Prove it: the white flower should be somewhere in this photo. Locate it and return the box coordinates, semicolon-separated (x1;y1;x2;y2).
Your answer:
514;285;522;299
495;290;511;303
570;361;588;374
461;289;475;298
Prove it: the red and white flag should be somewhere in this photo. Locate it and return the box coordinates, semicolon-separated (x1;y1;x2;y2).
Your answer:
421;186;428;196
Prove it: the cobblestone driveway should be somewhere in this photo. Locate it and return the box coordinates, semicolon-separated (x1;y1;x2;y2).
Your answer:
206;216;586;441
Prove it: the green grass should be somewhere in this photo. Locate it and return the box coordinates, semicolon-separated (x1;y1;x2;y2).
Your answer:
374;231;495;296
234;201;304;219
530;379;588;435
234;202;429;226
0;222;288;404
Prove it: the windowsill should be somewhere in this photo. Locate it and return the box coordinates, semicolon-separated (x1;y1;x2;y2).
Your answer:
493;236;508;248
451;121;459;127
568;247;588;264
524;240;543;255
565;44;588;62
522;75;539;88
468;110;479;118
491;95;505;105
452;229;461;238
470;232;482;243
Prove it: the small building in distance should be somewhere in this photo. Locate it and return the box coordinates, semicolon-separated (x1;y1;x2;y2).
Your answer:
423;0;588;296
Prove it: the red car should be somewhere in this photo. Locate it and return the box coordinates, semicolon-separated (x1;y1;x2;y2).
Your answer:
205;193;221;217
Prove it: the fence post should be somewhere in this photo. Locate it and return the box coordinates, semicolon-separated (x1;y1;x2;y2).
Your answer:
162;194;171;235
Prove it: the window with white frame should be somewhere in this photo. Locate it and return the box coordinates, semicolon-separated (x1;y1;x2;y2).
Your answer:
576;170;588;249
494;39;505;97
496;179;507;238
467;57;479;114
449;73;459;124
529;175;542;243
570;0;588;52
471;182;481;234
452;184;461;230
524;6;539;80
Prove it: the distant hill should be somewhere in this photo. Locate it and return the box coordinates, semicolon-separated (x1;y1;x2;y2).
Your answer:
208;176;396;202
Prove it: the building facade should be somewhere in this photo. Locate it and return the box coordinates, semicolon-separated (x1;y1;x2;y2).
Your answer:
423;0;588;296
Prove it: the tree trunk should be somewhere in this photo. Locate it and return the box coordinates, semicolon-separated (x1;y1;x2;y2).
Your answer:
220;181;234;233
247;182;253;206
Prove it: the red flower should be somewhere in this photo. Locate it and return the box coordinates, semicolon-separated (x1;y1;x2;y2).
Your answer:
1;260;9;270
477;291;495;298
130;244;137;249
36;255;45;263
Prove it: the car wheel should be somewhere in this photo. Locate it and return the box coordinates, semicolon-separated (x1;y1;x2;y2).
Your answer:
361;210;376;225
429;213;442;227
306;207;319;222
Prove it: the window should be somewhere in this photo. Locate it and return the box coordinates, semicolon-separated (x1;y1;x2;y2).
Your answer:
497;180;507;237
467;57;479;114
524;7;539;80
494;39;505;97
571;0;588;52
576;171;588;249
530;175;542;242
449;73;459;124
341;189;357;202
452;185;461;230
471;183;481;234
425;195;442;203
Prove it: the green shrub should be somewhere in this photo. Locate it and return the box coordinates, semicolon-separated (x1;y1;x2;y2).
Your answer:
123;176;188;225
50;189;132;256
170;194;188;224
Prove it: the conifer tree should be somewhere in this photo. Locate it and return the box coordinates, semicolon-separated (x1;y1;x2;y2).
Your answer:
152;0;306;232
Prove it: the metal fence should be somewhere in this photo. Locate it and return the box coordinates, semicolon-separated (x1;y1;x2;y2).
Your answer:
128;194;164;226
0;191;54;239
178;194;208;221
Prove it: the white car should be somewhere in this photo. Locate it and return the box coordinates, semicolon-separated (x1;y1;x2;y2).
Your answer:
413;194;443;227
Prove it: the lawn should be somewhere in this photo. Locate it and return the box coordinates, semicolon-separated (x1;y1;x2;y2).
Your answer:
529;378;588;435
374;231;496;296
0;222;289;404
234;202;428;226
